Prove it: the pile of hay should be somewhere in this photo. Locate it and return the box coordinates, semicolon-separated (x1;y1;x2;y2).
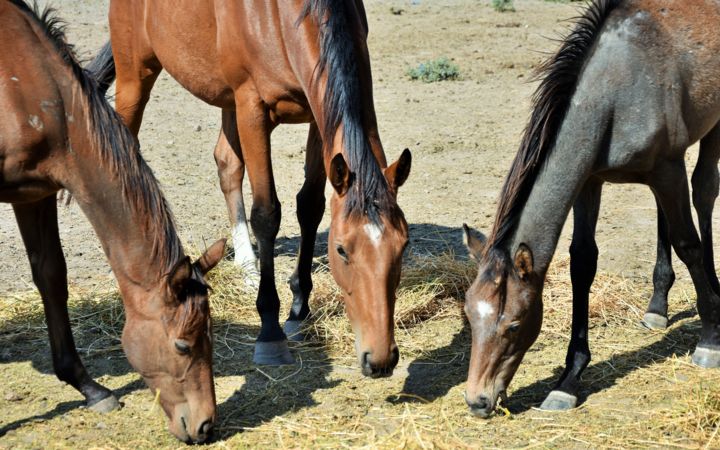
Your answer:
1;249;717;449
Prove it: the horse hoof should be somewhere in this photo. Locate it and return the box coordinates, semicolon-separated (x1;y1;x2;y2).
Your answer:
540;391;577;411
253;340;295;365
88;394;120;413
692;346;720;368
284;320;306;342
642;312;668;330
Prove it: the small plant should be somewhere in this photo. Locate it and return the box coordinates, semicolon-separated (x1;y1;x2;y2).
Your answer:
407;58;460;83
492;0;515;12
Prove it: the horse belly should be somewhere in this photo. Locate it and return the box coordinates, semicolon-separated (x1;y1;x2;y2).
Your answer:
143;0;235;108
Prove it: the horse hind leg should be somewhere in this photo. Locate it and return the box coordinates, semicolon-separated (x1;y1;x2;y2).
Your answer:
642;197;674;330
13;197;119;412
285;123;326;342
652;160;720;368
214;110;259;287
692;124;720;296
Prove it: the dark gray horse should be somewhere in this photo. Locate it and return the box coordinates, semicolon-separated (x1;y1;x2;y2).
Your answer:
462;0;720;418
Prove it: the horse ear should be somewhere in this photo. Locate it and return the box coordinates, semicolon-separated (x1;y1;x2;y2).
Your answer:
194;238;227;275
329;153;352;196
168;256;192;299
514;243;534;280
463;223;486;261
385;148;412;190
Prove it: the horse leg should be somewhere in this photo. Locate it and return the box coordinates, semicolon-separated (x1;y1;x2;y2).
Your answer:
652;161;720;368
111;33;161;136
541;178;602;410
692;124;720;295
642;198;674;329
285;123;326;341
234;100;293;365
214;109;259;287
13;197;119;412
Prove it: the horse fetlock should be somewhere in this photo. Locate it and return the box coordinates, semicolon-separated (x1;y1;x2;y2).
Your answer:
253;339;295;365
540;390;578;411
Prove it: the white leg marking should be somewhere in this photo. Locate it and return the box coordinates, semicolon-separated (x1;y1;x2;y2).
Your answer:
364;223;384;247
232;221;256;267
476;301;494;319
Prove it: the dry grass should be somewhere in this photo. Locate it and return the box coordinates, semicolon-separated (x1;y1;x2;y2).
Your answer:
0;251;717;449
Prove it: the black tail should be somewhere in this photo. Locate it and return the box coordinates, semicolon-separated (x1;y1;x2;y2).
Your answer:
85;41;116;95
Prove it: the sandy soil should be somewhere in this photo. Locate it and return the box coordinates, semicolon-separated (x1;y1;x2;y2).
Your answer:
1;0;717;448
0;0;705;294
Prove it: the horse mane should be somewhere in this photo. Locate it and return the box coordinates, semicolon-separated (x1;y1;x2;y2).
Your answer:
11;0;184;274
486;0;621;252
298;0;392;224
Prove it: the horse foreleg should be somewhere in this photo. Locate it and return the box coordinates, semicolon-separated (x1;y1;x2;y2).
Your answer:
214;110;259;287
692;124;720;295
541;178;602;411
13;196;119;412
652;161;720;368
285;123;326;342
234;99;293;365
643;198;674;329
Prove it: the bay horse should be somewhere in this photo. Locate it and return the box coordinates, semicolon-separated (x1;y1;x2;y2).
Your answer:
1;1;225;443
97;0;412;374
462;0;720;417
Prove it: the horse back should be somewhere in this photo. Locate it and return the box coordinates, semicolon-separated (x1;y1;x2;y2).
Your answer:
111;0;313;118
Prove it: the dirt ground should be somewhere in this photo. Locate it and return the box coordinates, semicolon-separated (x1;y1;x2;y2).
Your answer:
1;0;718;448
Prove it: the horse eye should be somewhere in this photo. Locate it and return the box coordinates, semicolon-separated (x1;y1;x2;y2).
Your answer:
507;322;521;334
336;244;349;263
174;339;191;355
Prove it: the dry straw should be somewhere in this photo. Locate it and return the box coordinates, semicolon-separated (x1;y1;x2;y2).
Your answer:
1;250;718;448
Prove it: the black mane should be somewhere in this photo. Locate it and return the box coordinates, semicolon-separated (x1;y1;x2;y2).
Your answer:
11;0;183;274
486;0;622;251
299;0;392;223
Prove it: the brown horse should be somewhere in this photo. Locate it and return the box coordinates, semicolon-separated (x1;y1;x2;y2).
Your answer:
463;0;720;417
1;1;225;443
96;0;412;374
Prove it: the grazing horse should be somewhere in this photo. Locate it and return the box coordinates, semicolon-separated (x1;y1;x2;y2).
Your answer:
98;0;412;373
1;1;225;443
462;0;720;417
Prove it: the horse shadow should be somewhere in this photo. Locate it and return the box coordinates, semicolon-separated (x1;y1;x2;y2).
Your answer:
387;307;700;415
213;321;339;440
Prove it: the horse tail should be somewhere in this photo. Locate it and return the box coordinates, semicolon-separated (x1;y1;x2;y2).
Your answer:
85;41;116;95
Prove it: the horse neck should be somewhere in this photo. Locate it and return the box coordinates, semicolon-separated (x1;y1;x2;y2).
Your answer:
507;97;610;276
61;89;180;298
288;2;387;170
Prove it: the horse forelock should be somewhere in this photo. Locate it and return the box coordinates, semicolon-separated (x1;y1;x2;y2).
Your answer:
485;0;622;254
298;0;393;225
11;0;183;274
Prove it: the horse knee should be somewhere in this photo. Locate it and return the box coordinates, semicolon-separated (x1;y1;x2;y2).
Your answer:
673;238;703;265
250;203;281;240
296;184;325;228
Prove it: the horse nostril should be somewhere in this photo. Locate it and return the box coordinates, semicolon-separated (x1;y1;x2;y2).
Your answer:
390;346;400;368
468;395;491;412
198;419;213;439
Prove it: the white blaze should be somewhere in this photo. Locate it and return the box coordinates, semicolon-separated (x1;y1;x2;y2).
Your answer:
364;223;384;246
476;301;494;319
